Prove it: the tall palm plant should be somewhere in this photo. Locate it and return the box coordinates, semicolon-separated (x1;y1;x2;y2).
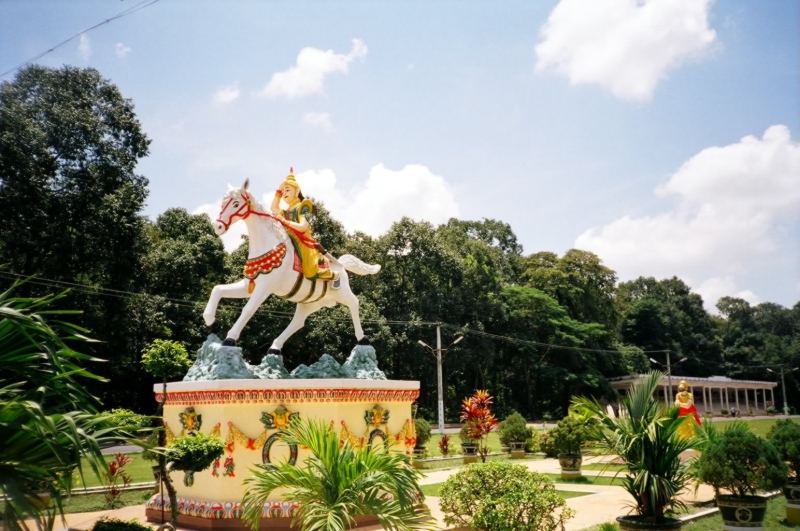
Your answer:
241;418;431;531
0;282;130;531
572;371;693;522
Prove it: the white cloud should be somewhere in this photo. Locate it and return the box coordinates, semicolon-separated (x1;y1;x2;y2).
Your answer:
259;38;368;99
694;276;760;313
214;81;240;104
303;112;333;133
535;0;717;100
77;34;92;61
295;164;459;236
194;164;459;252
115;42;132;58
575;125;800;304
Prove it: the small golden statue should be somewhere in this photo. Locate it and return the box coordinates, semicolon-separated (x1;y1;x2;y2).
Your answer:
674;380;701;439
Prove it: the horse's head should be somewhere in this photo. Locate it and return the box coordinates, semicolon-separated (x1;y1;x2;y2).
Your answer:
214;178;252;235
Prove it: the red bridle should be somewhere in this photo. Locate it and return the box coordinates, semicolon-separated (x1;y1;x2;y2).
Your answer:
216;191;253;231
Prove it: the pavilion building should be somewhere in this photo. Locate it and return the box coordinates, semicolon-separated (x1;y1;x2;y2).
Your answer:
609;375;778;415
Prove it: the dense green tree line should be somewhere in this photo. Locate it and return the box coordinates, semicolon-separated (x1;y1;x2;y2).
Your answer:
1;66;797;419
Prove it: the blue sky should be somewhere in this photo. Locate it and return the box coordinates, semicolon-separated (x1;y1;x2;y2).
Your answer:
1;0;798;310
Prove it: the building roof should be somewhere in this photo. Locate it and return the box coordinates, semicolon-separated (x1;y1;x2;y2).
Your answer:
608;374;776;388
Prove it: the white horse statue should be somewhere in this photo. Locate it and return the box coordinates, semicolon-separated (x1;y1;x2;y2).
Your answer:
203;178;381;353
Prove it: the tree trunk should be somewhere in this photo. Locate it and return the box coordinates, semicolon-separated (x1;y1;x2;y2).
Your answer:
158;378;179;528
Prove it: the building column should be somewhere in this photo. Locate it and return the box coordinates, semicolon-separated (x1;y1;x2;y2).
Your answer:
745;388;750;412
770;388;774;408
755;388;760;412
736;388;740;409
702;386;707;411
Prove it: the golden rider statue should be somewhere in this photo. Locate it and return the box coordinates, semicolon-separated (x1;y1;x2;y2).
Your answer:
270;168;340;289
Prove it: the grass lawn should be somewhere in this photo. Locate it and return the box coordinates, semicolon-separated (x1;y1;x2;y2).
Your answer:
543;472;626;487
426;431;504;456
420;482;588;500
582;463;627;472
413;453;540;470
71;453;155;488
60;490;154;514
578;497;798;531
718;418;796;438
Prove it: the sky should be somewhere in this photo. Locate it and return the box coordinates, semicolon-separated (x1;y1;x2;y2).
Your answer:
1;0;798;312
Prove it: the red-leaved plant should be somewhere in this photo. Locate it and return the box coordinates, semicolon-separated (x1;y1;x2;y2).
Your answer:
104;453;133;508
460;390;499;462
439;434;452;457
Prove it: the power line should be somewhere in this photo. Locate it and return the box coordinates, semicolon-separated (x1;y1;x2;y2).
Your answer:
0;269;667;355
0;0;162;79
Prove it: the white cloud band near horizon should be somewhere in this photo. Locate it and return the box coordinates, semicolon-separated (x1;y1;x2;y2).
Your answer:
575;124;800;312
193;163;459;252
535;0;717;100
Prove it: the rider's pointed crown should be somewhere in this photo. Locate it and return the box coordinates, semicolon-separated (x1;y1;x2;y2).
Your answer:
281;167;301;192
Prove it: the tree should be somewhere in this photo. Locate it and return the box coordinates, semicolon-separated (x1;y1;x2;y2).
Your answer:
141;339;192;528
0;64;153;412
0;282;129;531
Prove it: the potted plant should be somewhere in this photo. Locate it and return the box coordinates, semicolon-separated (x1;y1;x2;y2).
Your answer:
767;419;800;524
460;390;499;463
550;415;589;479
720;408;729;417
573;371;693;530
499;412;532;459
695;423;787;531
766;405;777;416
413;417;431;457
459;424;478;463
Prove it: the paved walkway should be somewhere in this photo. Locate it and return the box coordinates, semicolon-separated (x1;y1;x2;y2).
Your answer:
44;455;717;531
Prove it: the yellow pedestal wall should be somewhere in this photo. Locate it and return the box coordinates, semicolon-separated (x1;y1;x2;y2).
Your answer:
146;379;419;521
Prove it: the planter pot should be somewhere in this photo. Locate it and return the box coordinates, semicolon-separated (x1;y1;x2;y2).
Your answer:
461;443;478;464
784;478;800;525
616;516;682;531
412;446;426;456
717;495;768;531
500;445;511;454
510;441;526;459
557;453;582;479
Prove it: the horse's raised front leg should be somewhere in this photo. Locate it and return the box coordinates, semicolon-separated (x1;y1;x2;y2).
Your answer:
203;279;250;327
224;282;273;345
269;301;325;353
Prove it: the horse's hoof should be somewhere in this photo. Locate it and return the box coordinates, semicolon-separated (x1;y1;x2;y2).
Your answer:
357;335;371;345
267;347;282;355
222;337;237;347
207;320;221;334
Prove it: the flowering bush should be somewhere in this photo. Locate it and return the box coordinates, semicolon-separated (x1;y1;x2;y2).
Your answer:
460;390;499;462
439;434;454;457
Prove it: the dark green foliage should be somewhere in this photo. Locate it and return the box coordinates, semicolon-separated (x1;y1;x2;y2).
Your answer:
91;517;152;531
696;424;788;497
168;433;224;473
537;431;558;458
766;419;800;477
498;412;532;445
549;415;589;455
414;418;432;447
438;461;574;531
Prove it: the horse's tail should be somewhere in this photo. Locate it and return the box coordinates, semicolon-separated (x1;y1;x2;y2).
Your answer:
336;254;381;276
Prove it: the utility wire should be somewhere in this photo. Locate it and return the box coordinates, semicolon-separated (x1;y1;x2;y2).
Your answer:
0;0;162;79
0;269;669;354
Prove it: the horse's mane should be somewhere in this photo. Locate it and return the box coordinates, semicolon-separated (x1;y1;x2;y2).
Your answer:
223;188;288;244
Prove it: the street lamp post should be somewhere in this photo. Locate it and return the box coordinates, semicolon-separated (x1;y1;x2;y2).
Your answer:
418;324;463;435
767;366;799;416
649;352;688;401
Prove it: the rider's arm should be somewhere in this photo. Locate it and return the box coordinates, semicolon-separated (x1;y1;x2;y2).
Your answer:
270;190;282;216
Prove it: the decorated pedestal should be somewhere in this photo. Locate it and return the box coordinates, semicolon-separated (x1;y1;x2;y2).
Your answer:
145;378;419;529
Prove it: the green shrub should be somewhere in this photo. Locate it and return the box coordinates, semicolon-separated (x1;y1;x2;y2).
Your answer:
168;433;224;472
767;419;800;477
538;431;557;458
766;405;777;415
498;412;531;446
414;418;432;448
720;408;729;416
141;339;192;381
458;424;473;444
92;517;152;531
549;415;589;455
105;408;151;430
439;461;574;531
597;523;619;531
696;424;788;497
